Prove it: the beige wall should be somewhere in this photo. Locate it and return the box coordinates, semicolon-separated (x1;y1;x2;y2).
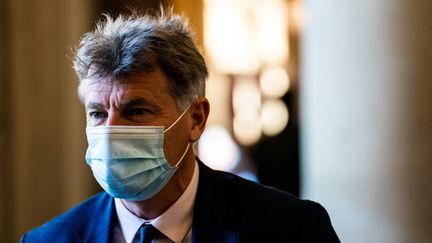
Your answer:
0;0;99;242
301;0;432;242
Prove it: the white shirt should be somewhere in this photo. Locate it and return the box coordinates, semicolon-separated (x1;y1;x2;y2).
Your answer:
112;161;199;243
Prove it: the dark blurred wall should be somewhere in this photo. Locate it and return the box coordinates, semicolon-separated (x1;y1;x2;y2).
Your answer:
99;0;168;15
251;0;301;196
252;93;300;196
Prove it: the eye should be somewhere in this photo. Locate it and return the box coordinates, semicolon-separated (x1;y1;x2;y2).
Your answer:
125;108;147;116
89;111;106;119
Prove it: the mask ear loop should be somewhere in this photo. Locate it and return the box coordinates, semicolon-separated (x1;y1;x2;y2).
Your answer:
164;103;192;133
174;142;191;167
163;103;193;167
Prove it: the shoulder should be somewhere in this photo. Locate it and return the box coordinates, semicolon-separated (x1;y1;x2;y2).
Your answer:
197;161;340;242
198;160;299;202
218;168;334;223
20;192;112;243
210;167;310;215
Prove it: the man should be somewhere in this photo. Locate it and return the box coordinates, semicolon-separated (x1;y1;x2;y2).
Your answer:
21;9;340;243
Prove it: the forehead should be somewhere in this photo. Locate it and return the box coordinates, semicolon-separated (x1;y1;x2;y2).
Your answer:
82;68;175;107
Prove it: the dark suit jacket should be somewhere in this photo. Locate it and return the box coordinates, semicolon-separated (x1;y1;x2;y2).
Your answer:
21;160;340;242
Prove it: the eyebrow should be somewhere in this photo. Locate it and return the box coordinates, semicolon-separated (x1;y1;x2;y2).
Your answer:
120;98;161;113
86;98;161;112
86;102;104;110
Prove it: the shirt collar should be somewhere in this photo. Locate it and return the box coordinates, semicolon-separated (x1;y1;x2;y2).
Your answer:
115;161;199;243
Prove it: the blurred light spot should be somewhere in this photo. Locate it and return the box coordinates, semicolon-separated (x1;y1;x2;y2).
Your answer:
232;77;261;112
198;125;240;171
204;0;260;74
260;66;290;98
206;73;230;126
255;0;289;64
233;109;262;145
261;99;289;136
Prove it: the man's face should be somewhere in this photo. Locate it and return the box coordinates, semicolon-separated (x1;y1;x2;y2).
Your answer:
83;68;192;166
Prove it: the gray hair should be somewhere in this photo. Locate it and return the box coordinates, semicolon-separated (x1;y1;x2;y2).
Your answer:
73;9;208;110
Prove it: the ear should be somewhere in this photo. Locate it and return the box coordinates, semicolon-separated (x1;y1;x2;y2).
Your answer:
189;97;210;143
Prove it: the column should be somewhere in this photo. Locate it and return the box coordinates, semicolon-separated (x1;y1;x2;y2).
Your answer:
301;0;432;242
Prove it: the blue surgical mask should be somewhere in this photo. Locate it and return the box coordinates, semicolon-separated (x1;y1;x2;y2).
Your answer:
85;105;191;201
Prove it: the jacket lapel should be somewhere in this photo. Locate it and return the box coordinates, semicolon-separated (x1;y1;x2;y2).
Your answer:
192;160;239;243
73;192;116;243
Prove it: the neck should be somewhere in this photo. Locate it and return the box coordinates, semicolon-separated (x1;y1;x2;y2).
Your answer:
121;151;195;220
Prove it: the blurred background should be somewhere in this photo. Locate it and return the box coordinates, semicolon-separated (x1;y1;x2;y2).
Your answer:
1;0;431;242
